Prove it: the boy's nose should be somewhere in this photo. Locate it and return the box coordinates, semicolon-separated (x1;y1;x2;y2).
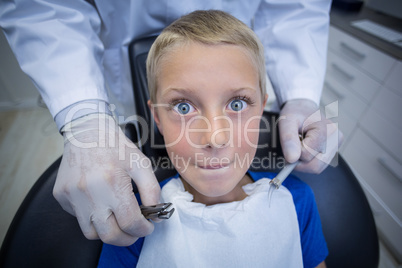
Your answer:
199;115;231;149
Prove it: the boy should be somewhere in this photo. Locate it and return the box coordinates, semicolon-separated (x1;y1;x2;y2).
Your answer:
98;10;327;267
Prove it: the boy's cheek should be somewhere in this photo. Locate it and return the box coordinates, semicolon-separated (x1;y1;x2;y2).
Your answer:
163;132;186;149
159;115;186;141
238;118;261;148
245;130;260;148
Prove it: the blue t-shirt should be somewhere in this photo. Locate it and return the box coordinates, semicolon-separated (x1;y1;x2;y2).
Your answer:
98;171;328;267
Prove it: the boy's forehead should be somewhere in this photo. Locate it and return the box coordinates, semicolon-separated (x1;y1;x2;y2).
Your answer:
154;41;263;101
158;42;258;80
159;41;255;68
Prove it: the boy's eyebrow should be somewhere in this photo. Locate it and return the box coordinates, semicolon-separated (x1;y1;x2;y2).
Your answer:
163;87;197;95
231;87;258;94
162;86;257;96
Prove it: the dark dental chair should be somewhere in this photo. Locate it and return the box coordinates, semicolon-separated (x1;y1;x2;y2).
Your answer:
0;36;379;268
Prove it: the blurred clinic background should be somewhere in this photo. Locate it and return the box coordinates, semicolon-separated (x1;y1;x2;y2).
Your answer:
0;0;401;267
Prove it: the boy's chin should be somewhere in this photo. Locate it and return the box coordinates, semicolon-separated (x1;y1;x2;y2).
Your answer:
184;179;248;204
197;186;234;198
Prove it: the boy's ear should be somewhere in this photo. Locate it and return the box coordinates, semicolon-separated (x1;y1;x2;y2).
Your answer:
148;100;164;135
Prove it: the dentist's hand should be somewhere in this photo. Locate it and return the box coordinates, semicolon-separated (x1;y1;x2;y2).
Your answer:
278;99;343;174
53;114;160;246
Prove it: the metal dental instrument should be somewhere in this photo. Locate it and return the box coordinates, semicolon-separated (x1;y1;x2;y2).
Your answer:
268;161;300;207
140;202;175;220
268;134;303;206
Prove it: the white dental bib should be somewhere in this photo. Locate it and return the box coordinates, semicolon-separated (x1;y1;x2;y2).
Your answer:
137;178;303;268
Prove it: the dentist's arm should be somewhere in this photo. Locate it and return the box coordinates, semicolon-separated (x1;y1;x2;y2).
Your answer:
0;0;160;246
0;0;107;118
255;0;343;173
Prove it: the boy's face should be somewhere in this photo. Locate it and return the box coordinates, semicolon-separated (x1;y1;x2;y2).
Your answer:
149;42;267;204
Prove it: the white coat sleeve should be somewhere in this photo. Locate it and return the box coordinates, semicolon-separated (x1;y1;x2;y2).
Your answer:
0;0;109;127
254;0;331;107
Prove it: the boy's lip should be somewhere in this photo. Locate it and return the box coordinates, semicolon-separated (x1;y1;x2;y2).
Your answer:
196;163;231;169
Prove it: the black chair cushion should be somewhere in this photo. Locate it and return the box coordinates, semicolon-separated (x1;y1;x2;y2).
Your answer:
0;158;103;268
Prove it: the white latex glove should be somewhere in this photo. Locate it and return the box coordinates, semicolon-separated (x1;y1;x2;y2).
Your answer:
53;114;161;246
278;99;343;174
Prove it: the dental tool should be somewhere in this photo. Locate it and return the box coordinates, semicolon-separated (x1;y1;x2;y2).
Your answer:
141;202;175;220
268;161;300;207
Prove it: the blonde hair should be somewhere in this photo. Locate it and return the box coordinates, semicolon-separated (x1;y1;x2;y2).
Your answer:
146;10;266;102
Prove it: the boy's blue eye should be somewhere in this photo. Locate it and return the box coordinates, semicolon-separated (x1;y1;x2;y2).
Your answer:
229;99;247;111
174;102;194;114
